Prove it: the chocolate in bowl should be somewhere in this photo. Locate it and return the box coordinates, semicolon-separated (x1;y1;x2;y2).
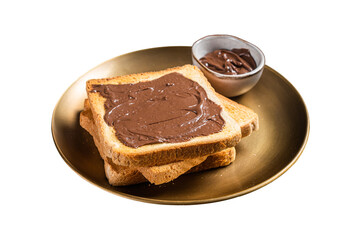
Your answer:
192;34;265;97
200;48;257;75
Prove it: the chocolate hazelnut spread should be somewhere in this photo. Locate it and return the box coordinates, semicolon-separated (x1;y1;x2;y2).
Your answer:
91;73;225;148
200;48;257;75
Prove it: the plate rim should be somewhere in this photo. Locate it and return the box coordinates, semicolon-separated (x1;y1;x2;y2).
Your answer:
51;46;310;205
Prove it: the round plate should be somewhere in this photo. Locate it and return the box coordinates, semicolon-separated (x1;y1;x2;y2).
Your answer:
52;46;309;205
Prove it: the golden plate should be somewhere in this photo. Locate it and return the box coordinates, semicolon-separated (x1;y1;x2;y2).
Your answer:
52;46;309;205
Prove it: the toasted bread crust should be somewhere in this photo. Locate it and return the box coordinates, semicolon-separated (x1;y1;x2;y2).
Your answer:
187;147;235;173
103;147;236;186
109;135;241;167
216;93;259;137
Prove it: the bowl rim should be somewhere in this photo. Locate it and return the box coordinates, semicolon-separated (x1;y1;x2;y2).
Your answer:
192;34;265;79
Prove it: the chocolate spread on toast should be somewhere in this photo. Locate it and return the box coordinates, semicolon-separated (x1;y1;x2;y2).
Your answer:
91;73;225;148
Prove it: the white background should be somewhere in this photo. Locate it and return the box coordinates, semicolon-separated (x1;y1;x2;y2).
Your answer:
1;0;360;239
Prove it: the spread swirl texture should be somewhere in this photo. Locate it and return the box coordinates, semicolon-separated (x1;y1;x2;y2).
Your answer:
91;73;225;148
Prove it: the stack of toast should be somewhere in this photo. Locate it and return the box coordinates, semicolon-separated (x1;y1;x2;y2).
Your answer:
80;64;258;186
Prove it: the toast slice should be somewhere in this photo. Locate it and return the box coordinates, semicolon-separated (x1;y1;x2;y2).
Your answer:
80;90;258;185
80;106;235;185
86;64;242;167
